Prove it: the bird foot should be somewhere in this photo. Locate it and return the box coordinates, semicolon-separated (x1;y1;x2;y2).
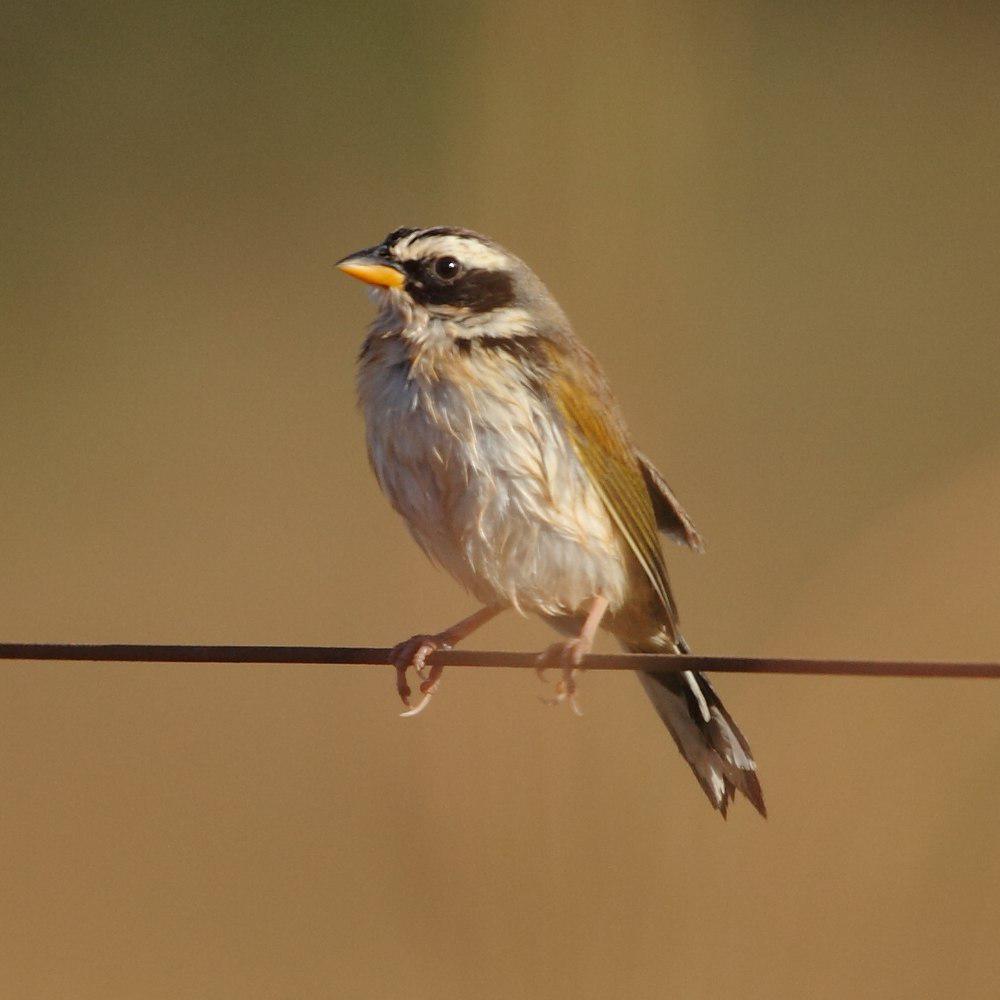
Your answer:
536;638;590;716
390;633;450;717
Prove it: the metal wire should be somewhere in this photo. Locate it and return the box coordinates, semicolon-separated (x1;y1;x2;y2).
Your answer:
0;644;997;678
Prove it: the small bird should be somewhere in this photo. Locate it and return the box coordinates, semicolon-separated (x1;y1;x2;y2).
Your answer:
338;226;764;817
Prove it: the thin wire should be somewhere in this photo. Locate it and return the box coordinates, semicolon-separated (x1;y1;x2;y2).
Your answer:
0;644;997;678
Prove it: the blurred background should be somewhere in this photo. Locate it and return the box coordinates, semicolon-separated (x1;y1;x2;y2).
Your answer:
2;2;1000;997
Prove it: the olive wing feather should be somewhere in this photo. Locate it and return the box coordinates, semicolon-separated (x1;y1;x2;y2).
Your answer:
544;343;679;627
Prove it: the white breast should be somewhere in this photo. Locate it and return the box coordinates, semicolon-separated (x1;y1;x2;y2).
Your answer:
357;334;628;617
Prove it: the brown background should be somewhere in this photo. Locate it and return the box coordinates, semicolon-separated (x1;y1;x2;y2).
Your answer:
2;3;1000;997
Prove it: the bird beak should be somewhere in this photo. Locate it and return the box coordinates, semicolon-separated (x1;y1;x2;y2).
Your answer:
336;249;406;289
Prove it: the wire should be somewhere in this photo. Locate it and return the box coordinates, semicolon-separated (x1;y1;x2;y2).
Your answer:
0;644;997;678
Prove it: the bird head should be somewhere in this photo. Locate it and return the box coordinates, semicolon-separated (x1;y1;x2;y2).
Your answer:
337;227;568;339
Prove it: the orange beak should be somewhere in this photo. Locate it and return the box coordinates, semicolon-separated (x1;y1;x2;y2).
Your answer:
336;251;405;289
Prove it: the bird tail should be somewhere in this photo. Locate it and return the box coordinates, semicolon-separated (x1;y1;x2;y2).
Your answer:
635;637;766;818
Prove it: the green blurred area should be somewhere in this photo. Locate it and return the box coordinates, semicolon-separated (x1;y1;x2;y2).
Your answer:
2;4;999;998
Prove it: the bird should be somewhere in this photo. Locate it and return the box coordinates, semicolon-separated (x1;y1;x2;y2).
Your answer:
337;226;765;817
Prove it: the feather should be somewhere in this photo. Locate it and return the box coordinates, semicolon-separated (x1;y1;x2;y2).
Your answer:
638;667;766;818
636;452;704;552
544;341;680;631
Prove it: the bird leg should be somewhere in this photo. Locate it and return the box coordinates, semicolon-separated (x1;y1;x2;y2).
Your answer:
537;595;609;716
392;603;506;717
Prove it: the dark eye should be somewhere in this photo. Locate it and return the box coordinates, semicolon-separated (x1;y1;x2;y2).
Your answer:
434;256;461;280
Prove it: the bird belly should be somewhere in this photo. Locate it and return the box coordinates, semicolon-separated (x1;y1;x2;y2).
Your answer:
359;352;629;617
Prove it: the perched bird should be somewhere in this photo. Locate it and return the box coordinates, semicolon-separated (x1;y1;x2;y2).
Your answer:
338;226;765;817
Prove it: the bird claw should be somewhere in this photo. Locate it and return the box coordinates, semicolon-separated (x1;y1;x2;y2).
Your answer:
538;677;584;716
400;690;434;717
399;666;446;716
537;638;590;669
536;639;587;716
390;634;449;716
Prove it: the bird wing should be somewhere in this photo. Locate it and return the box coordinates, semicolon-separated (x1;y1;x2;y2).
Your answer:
544;341;679;627
635;452;704;552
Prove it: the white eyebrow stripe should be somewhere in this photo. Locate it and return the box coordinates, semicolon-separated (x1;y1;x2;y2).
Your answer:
395;233;509;271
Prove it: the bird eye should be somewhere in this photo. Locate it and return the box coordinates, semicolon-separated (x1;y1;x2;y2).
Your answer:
434;256;461;280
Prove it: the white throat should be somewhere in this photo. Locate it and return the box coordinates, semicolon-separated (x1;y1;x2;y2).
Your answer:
368;288;536;353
